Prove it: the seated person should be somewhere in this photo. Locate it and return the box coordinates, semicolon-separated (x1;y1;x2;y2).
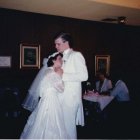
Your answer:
110;79;130;102
95;69;112;95
110;76;130;125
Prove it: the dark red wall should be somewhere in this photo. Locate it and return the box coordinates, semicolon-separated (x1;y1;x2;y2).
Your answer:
0;8;140;101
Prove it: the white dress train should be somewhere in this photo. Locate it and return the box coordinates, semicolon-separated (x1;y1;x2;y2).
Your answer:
20;67;68;139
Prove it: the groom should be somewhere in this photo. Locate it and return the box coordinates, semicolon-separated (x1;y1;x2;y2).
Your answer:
54;32;88;139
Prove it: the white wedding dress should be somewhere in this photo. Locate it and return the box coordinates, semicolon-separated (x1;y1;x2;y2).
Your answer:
20;67;68;139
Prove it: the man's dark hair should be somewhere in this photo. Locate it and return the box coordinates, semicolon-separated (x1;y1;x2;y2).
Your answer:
54;32;73;47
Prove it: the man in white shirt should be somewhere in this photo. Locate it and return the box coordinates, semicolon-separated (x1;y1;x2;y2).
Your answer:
110;79;130;130
95;70;112;94
54;32;88;139
111;80;130;101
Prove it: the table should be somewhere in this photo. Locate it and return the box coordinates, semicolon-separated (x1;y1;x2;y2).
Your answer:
83;91;114;111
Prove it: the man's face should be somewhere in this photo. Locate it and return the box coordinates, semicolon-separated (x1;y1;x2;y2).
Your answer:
96;73;104;81
98;74;105;81
54;37;68;53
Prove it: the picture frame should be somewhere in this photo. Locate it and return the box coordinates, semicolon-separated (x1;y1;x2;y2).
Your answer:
95;55;110;75
0;56;12;68
20;44;40;69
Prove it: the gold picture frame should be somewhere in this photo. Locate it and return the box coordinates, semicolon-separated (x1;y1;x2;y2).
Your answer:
20;44;40;69
95;55;110;75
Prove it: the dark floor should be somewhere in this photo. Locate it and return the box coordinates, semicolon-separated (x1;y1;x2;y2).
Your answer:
0;100;140;139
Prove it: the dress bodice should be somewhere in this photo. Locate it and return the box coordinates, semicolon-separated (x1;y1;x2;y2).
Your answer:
39;67;64;98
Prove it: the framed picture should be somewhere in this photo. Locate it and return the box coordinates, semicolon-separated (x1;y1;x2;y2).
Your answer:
0;56;11;68
95;55;110;75
20;44;40;69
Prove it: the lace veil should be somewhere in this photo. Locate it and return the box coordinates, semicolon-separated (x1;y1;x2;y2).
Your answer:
22;52;59;111
22;58;48;111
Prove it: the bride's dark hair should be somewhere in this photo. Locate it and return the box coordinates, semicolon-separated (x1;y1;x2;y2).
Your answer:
47;53;63;67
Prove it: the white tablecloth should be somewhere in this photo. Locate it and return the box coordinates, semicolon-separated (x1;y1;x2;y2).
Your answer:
83;92;114;111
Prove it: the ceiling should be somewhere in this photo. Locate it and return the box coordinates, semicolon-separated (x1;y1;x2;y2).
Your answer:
0;0;140;26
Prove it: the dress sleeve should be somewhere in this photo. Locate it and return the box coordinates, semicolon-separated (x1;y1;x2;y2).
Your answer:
35;70;64;99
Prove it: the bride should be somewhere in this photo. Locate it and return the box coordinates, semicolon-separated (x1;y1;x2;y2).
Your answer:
20;52;68;139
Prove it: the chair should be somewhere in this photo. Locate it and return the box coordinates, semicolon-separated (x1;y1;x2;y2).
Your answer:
1;88;21;118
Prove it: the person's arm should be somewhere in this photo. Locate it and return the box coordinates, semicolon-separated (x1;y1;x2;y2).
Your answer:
62;52;88;82
110;83;121;97
102;80;113;95
122;82;129;93
108;80;113;90
95;81;99;91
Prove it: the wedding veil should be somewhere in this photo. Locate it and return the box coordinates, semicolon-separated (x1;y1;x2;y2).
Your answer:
22;58;48;111
22;52;59;111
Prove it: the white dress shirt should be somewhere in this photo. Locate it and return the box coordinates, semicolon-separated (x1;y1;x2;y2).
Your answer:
111;80;130;101
96;78;112;93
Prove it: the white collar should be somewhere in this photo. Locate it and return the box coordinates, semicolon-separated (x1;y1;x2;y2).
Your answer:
63;48;71;56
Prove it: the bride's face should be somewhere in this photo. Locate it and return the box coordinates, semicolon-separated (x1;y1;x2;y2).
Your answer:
53;55;63;68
